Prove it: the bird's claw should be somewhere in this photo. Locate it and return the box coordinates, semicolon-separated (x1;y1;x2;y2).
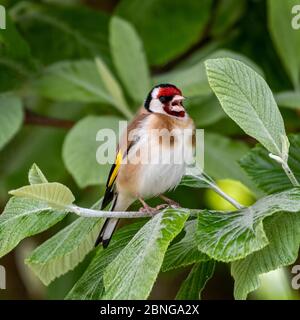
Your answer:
138;203;171;216
139;205;159;216
155;204;169;210
168;201;181;208
138;199;181;217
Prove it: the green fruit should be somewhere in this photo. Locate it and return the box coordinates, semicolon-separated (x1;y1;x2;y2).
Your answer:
204;179;255;211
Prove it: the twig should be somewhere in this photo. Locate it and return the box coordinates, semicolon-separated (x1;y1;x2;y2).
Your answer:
24;109;75;129
68;204;192;218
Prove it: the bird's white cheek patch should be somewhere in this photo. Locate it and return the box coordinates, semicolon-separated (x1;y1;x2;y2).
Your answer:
151;88;160;99
149;99;164;113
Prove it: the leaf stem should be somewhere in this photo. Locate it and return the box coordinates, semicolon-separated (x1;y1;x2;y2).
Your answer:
281;162;300;187
205;179;244;210
195;172;244;210
269;153;300;187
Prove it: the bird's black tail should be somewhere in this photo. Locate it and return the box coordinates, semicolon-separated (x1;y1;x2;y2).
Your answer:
95;192;134;248
95;194;118;248
95;217;119;248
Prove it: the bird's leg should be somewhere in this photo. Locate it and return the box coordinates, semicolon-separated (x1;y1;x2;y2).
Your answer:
138;198;160;215
159;195;181;208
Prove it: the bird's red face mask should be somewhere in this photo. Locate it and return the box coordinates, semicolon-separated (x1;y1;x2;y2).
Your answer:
157;87;186;118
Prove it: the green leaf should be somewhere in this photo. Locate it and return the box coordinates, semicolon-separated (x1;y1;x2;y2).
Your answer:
15;2;110;65
28;163;48;185
176;260;215;300
197;188;300;262
35;59;132;118
155;50;263;98
66;222;144;300
0;94;23;151
95;57;133;119
103;209;189;299
268;0;300;89
63;115;120;188
240;135;300;194
205;58;286;156
275;91;300;109
26;215;105;285
110;16;150;103
231;212;300;300
25;196;104;285
162;220;209;272
9;183;75;208
34;60;111;104
0;197;66;258
116;0;212;66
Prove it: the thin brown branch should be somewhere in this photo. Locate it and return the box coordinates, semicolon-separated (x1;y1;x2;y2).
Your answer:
24;109;75;129
81;0;120;13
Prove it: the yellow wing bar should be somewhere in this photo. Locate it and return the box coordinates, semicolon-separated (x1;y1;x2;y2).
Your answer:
108;151;122;187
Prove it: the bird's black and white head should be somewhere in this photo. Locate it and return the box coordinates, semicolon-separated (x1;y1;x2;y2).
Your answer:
144;84;186;118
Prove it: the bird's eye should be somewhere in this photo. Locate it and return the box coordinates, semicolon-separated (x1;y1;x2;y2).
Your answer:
159;96;172;103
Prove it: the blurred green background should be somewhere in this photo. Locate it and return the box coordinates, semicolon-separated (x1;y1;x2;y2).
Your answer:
0;0;300;299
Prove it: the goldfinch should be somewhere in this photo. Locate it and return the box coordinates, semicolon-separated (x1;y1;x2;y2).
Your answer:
96;83;195;247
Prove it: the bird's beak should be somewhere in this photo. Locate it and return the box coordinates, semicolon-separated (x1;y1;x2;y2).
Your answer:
170;95;185;112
